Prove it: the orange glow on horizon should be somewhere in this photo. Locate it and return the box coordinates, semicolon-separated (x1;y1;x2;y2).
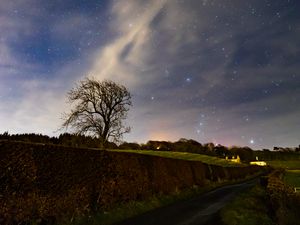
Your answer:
148;131;176;142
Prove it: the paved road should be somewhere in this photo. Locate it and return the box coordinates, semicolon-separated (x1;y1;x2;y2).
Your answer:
114;179;258;225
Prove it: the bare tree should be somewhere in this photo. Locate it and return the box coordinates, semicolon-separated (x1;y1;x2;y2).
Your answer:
62;77;132;145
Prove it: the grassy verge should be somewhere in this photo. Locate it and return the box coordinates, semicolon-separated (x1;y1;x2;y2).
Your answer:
62;172;262;225
63;186;211;225
111;149;246;167
220;185;274;225
266;160;300;169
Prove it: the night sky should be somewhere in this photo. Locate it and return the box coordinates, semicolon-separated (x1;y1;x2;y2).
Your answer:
0;0;299;149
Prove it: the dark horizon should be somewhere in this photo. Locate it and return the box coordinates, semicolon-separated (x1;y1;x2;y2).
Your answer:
2;131;300;151
0;0;299;149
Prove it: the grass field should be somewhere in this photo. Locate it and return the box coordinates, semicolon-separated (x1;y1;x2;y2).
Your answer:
266;160;300;188
284;170;300;188
266;160;300;169
111;150;246;167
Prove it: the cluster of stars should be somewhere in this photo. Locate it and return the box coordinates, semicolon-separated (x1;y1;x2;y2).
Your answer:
1;0;299;150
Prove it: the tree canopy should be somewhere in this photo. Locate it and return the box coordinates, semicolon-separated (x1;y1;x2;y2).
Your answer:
62;77;132;144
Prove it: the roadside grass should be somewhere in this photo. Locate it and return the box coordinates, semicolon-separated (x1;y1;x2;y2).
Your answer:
284;170;300;187
220;185;274;225
63;174;262;225
111;149;246;167
63;184;217;225
266;160;300;169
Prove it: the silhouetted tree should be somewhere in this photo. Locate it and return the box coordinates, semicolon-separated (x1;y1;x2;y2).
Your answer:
214;145;229;157
172;139;204;153
62;77;132;145
230;146;254;162
119;142;141;150
204;142;215;151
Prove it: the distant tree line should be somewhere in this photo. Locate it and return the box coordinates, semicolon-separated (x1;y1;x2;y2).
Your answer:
254;148;300;161
1;132;299;162
133;138;256;162
0;132;117;149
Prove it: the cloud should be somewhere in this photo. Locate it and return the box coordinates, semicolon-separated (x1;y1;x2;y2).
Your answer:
88;0;226;88
88;0;165;87
0;0;90;135
0;9;34;75
84;1;243;141
0;0;299;149
86;1;238;142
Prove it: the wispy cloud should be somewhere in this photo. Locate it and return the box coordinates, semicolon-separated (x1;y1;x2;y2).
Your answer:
0;0;299;149
0;0;90;134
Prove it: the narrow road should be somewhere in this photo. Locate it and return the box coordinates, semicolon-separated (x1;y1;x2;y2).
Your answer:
115;178;259;225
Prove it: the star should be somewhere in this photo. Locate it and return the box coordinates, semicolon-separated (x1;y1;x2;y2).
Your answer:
1;0;299;151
